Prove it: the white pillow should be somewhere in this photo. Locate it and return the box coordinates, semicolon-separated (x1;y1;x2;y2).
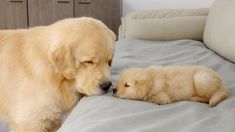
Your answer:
203;0;235;63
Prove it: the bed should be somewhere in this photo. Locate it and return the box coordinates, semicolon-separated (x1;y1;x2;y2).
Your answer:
1;40;234;132
58;39;235;132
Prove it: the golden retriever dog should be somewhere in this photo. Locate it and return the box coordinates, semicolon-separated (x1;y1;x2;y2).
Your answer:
113;65;228;107
0;17;115;132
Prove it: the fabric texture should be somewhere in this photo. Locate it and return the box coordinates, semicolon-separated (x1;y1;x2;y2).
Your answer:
121;9;209;41
0;119;8;132
59;39;235;132
203;0;235;63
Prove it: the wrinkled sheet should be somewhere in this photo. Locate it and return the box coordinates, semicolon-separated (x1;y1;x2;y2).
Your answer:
1;39;235;132
59;39;235;132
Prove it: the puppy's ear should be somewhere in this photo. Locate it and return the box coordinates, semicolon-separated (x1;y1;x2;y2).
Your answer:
135;75;148;85
49;44;76;79
134;72;152;86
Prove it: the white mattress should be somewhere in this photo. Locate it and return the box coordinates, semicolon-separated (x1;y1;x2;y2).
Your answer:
58;39;235;132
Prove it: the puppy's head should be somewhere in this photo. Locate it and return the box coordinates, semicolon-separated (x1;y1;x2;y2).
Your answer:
48;17;116;96
113;68;153;100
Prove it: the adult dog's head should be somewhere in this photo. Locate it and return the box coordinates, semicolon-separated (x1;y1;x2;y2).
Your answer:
48;17;116;96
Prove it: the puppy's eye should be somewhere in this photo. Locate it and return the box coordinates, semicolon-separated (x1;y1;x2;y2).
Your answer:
124;83;130;87
84;61;94;64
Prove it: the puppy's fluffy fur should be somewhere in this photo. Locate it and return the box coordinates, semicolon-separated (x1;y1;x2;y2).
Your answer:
114;65;228;107
0;17;115;132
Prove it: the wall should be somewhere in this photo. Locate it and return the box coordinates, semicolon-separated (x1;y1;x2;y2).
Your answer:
122;0;215;16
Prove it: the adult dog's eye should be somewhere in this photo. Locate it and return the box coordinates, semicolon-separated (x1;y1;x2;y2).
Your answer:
124;83;130;87
108;60;112;66
84;61;94;64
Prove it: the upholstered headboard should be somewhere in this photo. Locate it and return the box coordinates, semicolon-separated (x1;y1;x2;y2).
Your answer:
122;0;214;16
119;9;209;41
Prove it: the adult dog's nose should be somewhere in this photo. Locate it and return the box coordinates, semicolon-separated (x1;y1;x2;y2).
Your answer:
100;81;112;92
112;88;117;93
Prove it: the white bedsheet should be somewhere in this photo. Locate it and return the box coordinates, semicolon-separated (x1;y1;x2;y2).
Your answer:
59;39;235;132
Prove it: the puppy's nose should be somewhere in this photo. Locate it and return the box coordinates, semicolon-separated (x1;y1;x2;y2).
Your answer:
113;88;117;93
100;81;112;92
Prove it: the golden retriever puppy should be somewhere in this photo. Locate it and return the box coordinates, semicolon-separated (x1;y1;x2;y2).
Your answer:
113;65;228;107
0;17;115;132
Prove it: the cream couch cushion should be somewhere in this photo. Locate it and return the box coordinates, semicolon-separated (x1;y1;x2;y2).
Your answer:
121;9;209;41
203;0;235;63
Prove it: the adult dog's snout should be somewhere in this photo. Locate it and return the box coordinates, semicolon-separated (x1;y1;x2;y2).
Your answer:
99;81;112;92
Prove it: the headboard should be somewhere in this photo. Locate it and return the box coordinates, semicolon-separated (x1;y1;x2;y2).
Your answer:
122;0;215;16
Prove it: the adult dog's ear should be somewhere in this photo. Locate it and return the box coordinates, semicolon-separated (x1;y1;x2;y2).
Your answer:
49;44;76;80
102;24;116;42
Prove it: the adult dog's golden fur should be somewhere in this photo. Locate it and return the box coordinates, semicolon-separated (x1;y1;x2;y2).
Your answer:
0;17;115;132
114;65;228;107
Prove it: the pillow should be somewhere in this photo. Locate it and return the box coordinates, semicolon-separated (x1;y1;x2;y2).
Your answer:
121;9;209;41
203;0;235;63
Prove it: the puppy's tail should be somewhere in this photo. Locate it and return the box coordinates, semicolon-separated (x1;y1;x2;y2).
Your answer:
194;70;228;107
209;86;228;107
